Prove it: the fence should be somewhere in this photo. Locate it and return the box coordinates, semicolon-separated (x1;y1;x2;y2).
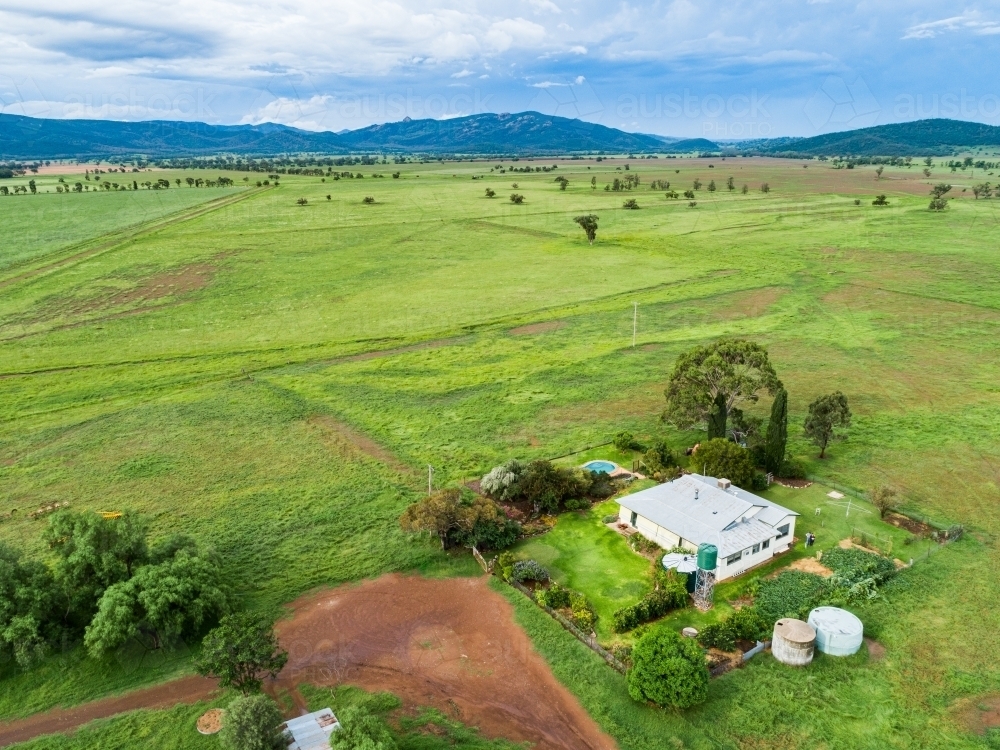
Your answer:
507;579;627;674
471;546;492;574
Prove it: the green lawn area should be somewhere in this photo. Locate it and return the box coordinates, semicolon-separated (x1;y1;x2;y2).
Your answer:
512;498;653;637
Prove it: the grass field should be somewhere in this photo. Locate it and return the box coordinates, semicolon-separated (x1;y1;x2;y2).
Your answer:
2;156;1000;746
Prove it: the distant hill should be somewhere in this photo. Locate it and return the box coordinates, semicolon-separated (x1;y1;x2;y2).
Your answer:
333;112;664;154
0;111;663;159
660;138;719;152
750;119;1000;156
0;114;345;159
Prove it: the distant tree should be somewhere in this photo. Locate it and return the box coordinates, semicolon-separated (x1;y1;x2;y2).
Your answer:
872;194;889;206
875;166;884;179
484;188;496;198
688;201;697;207
683;189;695;199
399;488;518;549
870;485;899;519
44;510;149;622
555;176;568;190
510;193;524;204
623;198;639;209
690;438;755;488
664;190;679;198
591;176;597;190
219;694;285;750
663;338;782;439
175;179;181;187
196;612;288;695
693;178;702;190
741;184;749;194
922;168;931;177
362;196;375;204
764;387;788;475
930;183;952;198
854;198;861;205
803;391;851;458
928;197;949;211
923;156;934;167
399;489;465;549
972;183;992;199
574;214;599;244
329;705;397;750
511;182;519;188
707;180;716;192
84;547;229;655
726;176;735;191
627;628;708;709
296;198;308;205
28;179;36;194
760;182;770;193
326;194;331;200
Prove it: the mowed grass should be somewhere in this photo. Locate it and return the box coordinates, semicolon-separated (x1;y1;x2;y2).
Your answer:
2;157;1000;745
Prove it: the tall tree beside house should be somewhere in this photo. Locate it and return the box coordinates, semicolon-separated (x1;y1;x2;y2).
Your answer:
803;391;851;458
764;387;788;475
663;338;782;440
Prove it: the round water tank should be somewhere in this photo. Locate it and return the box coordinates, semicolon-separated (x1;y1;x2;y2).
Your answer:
697;543;717;571
772;618;815;666
807;607;864;656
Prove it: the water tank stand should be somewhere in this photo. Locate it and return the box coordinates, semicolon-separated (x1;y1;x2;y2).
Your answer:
693;568;715;611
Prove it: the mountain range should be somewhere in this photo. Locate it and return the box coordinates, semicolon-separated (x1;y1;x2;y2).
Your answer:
1;111;999;160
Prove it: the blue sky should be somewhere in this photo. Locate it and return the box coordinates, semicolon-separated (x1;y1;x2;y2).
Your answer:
1;0;998;137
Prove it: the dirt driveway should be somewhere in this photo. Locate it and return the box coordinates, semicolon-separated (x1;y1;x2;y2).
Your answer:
273;574;616;750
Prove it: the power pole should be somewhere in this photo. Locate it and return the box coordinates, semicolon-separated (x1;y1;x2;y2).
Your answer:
632;302;638;348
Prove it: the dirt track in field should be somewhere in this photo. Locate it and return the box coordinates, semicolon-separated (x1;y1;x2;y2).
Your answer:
0;675;218;747
272;574;616;750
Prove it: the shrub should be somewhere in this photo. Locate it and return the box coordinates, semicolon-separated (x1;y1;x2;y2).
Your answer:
564;497;590;511
362;196;375;204
612;578;687;633
755;571;829;625
822;547;896;587
622;198;639;209
570;592;597;631
602;514;618;524
779;457;807;479
701;606;769;650
697;622;735;652
691;438;755;488
613;431;643;452
219;694;285;750
751;472;768;491
627;628;708;708
495;551;516;582
536;582;570;609
511;559;549;584
872;194;889;206
329;705;397;750
296;197;308;205
929;197;948;211
510;193;524;204
480;459;526;502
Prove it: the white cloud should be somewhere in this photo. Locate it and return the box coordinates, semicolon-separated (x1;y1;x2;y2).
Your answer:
903;13;1000;39
528;0;561;13
451;68;474;78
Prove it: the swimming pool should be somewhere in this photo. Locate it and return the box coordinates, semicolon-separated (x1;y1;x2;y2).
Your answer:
582;460;618;474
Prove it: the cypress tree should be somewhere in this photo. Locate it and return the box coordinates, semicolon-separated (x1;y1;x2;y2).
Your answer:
707;392;727;440
764;388;788;474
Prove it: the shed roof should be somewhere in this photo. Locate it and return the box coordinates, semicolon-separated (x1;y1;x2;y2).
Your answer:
282;708;340;750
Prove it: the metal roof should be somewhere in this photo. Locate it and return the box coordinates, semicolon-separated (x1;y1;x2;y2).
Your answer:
618;473;798;556
282;709;340;750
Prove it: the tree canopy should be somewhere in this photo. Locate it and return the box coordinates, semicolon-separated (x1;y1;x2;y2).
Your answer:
764;387;788;475
399;489;520;550
574;214;599;244
196;612;288;695
691;438;756;488
663;338;782;439
803;391;851;458
627;628;709;708
0;544;59;668
329;705;398;750
220;694;285;750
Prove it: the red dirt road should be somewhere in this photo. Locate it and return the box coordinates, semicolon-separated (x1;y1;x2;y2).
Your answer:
274;574;615;750
0;675;217;747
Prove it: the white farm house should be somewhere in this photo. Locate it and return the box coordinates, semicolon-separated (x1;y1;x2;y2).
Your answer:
617;474;799;581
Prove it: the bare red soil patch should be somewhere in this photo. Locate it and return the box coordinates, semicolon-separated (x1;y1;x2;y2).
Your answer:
883;512;934;536
789;557;833;577
774;478;812;488
273;574;616;750
0;675;217;747
955;693;1000;735
508;320;566;336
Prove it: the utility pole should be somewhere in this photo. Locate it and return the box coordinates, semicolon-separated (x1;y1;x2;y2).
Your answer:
632;302;638;348
428;465;434;495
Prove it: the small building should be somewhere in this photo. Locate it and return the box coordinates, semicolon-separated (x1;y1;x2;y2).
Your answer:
617;473;799;581
281;708;341;750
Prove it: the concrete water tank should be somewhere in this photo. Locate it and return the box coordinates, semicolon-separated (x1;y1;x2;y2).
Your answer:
772;618;816;666
807;607;864;656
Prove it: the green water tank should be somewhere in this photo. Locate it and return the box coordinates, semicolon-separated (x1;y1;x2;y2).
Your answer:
697;543;718;571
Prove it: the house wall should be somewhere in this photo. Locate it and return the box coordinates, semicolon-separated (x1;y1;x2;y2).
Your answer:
618;506;696;552
717;538;776;581
772;514;796;553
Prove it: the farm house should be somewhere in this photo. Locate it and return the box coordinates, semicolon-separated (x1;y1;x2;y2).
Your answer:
617;474;799;580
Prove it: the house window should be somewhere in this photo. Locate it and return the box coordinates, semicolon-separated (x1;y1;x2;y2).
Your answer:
752;543;760;554
629;511;638;526
726;551;742;565
776;524;790;539
762;539;770;549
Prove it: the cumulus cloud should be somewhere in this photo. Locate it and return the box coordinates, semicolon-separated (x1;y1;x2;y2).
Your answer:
903;13;1000;39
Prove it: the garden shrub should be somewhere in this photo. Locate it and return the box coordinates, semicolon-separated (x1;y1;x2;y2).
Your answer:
602;514;619;524
510;559;549;584
642;440;677;479
564;497;591;511
627;628;709;708
495;551;516;582
751;472;769;491
329;705;397;750
480;459;526;502
697;622;736;652
536;582;570;609
779;457;808;479
612;585;687;632
219;694;285;750
627;534;661;554
613;431;644;452
700;607;768;651
570;592;597;631
692;438;755;488
821;547;896;585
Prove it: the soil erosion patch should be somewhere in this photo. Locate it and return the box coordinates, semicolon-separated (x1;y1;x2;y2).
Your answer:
273;573;615;750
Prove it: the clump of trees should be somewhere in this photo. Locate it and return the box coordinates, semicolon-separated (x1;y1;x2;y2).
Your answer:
0;511;230;670
399;489;520;550
479;459;614;515
622;198;639;209
510;193;524;204
195;612;288;694
484;188;496;198
872;194;889;206
689;438;756;488
219;694;286;750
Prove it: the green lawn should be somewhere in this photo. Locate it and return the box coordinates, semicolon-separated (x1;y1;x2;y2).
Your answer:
512;498;653;637
3;157;1000;746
